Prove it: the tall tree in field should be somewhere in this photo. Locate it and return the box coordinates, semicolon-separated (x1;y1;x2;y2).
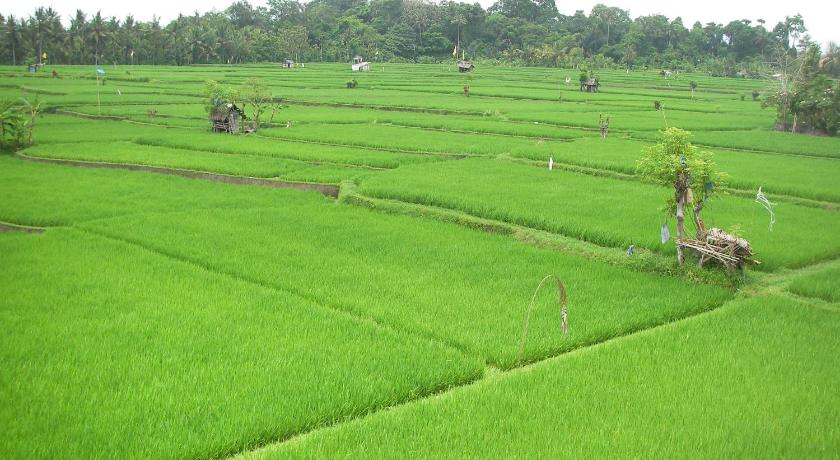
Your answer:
240;77;271;129
637;128;721;266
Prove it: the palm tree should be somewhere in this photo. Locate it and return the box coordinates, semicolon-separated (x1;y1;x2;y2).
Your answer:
68;10;88;64
32;7;48;64
89;11;108;65
122;15;137;65
146;16;166;65
4;15;23;65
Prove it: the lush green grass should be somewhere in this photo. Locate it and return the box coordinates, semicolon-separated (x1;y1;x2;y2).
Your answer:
134;129;432;168
20;141;369;183
509;136;840;202
636;129;840;159
788;265;840;303
80;203;730;368
358;158;840;270
251;295;840;458
0;156;329;226
259;122;562;156
0;229;482;458
28;115;168;144
1;63;837;458
509;107;772;131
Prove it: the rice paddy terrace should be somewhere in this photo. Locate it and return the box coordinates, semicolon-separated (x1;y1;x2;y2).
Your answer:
1;63;839;458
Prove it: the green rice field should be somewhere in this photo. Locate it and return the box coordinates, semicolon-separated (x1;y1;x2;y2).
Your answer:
1;63;838;458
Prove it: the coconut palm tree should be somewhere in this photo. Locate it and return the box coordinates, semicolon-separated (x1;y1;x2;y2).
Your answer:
4;15;23;65
68;10;89;64
89;11;109;65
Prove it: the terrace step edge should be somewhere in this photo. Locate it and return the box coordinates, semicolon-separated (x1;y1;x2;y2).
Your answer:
15;153;340;198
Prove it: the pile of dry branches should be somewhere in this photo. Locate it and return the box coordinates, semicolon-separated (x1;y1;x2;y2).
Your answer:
679;227;758;270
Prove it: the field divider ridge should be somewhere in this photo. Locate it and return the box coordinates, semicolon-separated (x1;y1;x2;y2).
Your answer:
16;153;341;197
338;182;734;288
0;221;48;234
231;291;747;459
129;139;396;171
282;98;487;116
500;155;840;210
376;122;581;141
250;132;472;159
76;225;485;364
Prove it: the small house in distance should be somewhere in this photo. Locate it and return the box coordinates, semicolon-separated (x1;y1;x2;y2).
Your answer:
457;60;474;73
283;60;294;68
210;103;245;134
351;56;370;72
580;78;599;93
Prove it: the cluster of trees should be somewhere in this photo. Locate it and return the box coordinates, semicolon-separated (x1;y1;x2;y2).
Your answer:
1;2;837;74
765;45;840;135
205;78;283;131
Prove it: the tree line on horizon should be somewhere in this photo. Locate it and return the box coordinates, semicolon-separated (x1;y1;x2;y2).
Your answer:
1;1;838;76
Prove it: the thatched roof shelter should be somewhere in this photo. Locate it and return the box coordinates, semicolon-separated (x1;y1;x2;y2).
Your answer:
209;103;245;134
457;60;474;72
580;78;599;93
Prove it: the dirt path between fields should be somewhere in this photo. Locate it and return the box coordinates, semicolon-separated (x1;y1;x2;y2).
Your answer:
0;222;46;234
16;154;340;198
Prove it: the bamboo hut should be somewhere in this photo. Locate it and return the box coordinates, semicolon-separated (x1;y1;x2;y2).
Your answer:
457;60;474;72
209;103;245;134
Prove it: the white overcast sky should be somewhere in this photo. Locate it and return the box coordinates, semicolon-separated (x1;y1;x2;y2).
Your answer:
5;0;839;48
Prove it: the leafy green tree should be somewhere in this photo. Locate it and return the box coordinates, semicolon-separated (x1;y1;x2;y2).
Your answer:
637;128;723;265
204;80;240;112
0;2;812;70
0;100;26;149
240;78;272;129
21;96;43;146
278;24;309;61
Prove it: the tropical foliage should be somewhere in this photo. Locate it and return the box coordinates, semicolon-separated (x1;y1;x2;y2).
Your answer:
0;4;834;73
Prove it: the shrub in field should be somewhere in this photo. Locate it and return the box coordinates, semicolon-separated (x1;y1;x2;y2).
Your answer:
21;96;44;146
240;77;272;130
0;100;26;149
637;127;723;265
203;80;239;112
0;97;41;149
